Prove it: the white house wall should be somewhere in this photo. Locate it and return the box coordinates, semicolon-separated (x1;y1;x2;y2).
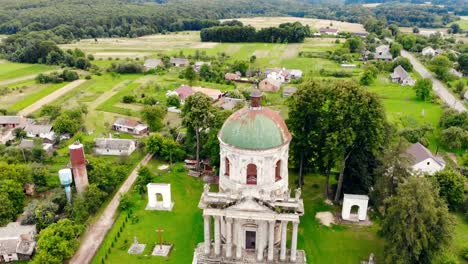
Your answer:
412;158;444;175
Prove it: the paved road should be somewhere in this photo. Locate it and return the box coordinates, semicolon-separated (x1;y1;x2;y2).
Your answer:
70;154;153;264
18;79;87;116
400;50;466;112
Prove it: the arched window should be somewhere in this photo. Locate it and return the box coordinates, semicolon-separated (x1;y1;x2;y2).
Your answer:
246;164;257;185
225;157;230;177
275;160;282;182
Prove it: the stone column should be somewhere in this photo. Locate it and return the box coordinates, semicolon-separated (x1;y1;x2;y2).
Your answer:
236;220;243;259
290;222;299;262
267;220;275;261
226;218;233;258
214;216;221;256
256;221;265;261
204;215;211;255
280;221;288;261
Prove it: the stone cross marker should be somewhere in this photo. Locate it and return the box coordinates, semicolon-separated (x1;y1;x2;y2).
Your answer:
156;228;164;249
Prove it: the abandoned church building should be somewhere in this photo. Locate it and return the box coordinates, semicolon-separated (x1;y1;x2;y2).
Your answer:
193;90;306;263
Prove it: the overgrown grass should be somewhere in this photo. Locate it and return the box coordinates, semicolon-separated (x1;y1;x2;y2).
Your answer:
0;62;54;80
8;82;69;112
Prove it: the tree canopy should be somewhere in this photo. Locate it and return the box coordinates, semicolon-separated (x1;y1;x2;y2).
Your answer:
381;177;454;264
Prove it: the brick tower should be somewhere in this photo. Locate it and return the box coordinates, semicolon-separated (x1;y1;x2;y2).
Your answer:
69;142;89;193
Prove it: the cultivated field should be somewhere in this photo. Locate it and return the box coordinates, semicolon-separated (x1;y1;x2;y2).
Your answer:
221;17;366;32
59;32;211;59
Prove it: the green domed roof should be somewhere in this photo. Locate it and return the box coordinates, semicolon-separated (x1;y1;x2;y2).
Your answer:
219;107;291;150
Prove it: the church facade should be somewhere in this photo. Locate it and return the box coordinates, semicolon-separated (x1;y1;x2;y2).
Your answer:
193;90;306;263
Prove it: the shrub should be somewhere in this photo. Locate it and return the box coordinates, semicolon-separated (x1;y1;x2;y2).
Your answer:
122;95;136;104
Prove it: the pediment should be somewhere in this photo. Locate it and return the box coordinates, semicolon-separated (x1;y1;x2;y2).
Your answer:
226;198;273;213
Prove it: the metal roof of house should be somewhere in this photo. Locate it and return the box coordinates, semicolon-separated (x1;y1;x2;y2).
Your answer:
405;142;445;166
113;118;145;128
0;116;22;125
391;65;411;80
170;58;189;64
375;45;392;60
261;78;282;88
144;59;162;68
0;223;36;239
24;124;53;134
95;138;135;151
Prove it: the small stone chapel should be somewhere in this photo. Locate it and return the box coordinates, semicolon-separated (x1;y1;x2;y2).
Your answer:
193;90;306;263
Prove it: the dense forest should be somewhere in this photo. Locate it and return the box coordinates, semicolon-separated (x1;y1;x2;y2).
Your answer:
344;0;467;16
200;22;311;43
0;0;462;64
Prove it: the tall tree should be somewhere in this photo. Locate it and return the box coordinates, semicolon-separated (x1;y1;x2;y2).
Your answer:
414;78;432;101
431;169;465;210
135;166;153;198
141;105;166;131
287;80;386;199
182;92;213;171
32;219;83;264
381;177;454;264
371;138;412;214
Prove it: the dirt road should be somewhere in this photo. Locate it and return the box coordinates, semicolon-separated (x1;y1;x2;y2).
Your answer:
400;50;466;112
18;79;86;116
70;154;153;264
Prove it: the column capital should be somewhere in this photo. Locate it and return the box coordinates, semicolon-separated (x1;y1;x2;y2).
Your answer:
226;217;233;223
268;220;276;224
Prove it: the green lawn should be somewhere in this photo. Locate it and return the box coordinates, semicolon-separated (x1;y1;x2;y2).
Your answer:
0;62;54;80
450;19;468;31
8;82;70;112
93;160;384;264
47;73;140;109
367;75;443;151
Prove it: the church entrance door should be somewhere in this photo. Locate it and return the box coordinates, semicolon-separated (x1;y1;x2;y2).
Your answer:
245;231;256;250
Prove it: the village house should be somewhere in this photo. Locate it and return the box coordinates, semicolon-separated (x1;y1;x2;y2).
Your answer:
95;138;136;156
352;32;368;38
421;46;436;57
23;124;55;142
259;78;281;92
215;97;245;110
0;116;27;144
405;142;445;175
265;68;289;83
419;30;444;37
0;116;23;129
192;87;223;100
170;85;223;102
282;87;298;98
265;68;302;83
143;59;163;71
0;222;36;263
319;27;339;36
449;68;463;78
170;57;190;67
112;118;149;136
374;45;393;61
194;61;211;72
390;65;415;86
19;139;54;154
225;72;242;81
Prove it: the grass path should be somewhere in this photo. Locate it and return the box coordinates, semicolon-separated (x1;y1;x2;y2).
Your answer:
18;79;87;116
87;80;132;110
